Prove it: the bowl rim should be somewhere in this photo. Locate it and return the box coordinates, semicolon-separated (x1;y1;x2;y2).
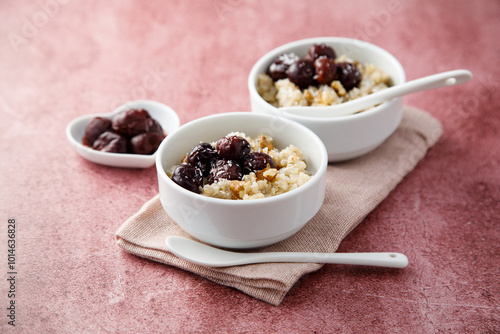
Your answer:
248;36;406;121
155;111;328;205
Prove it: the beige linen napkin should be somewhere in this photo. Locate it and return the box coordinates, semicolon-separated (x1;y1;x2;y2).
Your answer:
116;106;442;306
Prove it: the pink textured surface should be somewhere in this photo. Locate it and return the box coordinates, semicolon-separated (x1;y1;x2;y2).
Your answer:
0;0;498;333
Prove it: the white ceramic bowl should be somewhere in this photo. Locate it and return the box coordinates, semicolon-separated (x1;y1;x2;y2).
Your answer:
156;112;328;249
66;100;180;168
248;37;406;162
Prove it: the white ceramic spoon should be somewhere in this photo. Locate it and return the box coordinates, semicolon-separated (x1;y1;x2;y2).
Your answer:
165;236;408;268
281;69;472;118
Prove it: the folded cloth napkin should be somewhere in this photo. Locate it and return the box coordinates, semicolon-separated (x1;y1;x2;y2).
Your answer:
115;106;443;306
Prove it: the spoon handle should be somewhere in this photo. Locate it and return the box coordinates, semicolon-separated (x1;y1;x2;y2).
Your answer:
282;69;472;117
165;236;408;268
246;252;408;268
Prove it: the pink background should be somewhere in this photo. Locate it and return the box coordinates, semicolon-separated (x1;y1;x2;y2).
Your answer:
1;0;498;333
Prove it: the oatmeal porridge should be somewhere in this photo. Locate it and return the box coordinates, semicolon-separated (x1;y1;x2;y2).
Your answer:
257;43;392;110
168;132;311;200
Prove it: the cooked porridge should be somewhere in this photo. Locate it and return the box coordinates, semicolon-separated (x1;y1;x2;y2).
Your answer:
168;132;311;200
257;43;392;109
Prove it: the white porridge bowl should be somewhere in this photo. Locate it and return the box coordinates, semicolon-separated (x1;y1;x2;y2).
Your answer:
248;37;406;162
156;112;328;249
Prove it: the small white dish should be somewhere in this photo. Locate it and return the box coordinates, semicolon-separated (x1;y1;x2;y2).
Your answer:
66;100;180;168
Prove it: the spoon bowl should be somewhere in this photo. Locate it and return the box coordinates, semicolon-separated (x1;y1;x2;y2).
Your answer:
165;236;409;268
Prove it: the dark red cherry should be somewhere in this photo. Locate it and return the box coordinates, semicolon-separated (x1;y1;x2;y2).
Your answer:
216;135;251;161
112;108;151;137
267;53;300;81
287;59;316;89
147;118;164;136
306;43;336;61
314;56;337;85
242;152;276;174
130;132;163;155
82;117;112;147
172;164;203;193
335;62;362;91
92;131;128;153
186;143;218;176
208;159;243;184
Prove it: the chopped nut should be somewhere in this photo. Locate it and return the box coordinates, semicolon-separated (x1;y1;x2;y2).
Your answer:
263;168;278;181
255;166;269;180
255;165;278;181
229;180;249;199
331;80;346;97
259;135;274;151
304;89;315;104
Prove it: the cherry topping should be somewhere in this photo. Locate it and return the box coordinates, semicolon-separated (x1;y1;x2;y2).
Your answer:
268;53;300;81
335;62;362;91
186;143;218;176
287;59;316;89
306;43;336;61
172;164;203;193
208;159;243;184
216;135;251;161
242;152;276;174
314;56;337;85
